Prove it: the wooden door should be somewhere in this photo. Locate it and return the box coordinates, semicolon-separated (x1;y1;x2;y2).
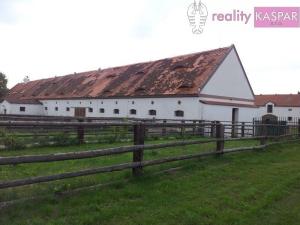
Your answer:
74;107;86;117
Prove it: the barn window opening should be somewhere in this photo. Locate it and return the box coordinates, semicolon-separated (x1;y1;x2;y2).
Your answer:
115;101;118;105
45;107;48;111
288;117;293;121
151;101;154;105
114;109;119;114
100;108;105;113
132;101;135;104
267;104;273;113
90;101;92;104
89;108;93;113
288;108;292;111
172;64;186;71
101;101;103;104
178;100;181;105
149;110;156;116
55;107;58;111
66;107;70;112
20;107;26;112
175;110;184;117
130;109;137;115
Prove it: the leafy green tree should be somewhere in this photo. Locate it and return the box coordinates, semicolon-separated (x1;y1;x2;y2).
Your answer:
0;72;8;98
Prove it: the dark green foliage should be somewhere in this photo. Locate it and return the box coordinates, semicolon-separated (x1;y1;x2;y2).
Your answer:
0;72;8;98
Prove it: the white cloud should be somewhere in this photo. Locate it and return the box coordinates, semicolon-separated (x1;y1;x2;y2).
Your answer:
0;0;299;95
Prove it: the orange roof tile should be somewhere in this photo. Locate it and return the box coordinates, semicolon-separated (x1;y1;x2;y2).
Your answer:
7;46;232;101
255;94;300;107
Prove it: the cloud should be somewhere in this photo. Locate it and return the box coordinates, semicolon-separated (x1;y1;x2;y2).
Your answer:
0;0;299;95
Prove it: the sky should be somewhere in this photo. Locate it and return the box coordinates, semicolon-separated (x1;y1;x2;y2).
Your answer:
0;0;299;94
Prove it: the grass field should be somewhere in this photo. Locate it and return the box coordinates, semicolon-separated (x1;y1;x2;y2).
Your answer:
0;138;300;225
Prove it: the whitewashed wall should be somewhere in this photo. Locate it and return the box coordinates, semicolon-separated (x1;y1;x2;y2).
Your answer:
202;104;257;122
255;103;300;119
0;101;44;115
40;97;203;120
0;101;10;114
200;48;254;100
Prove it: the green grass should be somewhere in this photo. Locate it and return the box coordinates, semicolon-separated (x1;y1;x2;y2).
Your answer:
0;138;300;225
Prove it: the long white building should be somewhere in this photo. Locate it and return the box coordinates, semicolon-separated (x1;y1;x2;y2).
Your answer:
0;44;272;123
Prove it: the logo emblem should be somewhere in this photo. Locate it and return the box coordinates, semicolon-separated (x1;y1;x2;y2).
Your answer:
187;0;208;34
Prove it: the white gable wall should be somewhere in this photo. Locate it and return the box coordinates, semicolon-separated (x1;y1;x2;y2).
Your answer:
200;48;254;101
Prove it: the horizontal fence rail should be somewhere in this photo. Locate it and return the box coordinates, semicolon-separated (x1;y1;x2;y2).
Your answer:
0;118;300;190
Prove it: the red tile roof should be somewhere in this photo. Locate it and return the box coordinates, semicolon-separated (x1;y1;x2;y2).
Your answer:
6;46;232;101
255;94;300;107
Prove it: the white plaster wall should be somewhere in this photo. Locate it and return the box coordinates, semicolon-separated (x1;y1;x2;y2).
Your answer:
40;97;203;120
202;104;257;122
255;104;300;119
200;48;254;100
0;102;44;115
0;101;10;114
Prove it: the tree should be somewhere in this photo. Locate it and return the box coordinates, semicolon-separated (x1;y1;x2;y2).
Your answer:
23;75;30;83
0;72;8;98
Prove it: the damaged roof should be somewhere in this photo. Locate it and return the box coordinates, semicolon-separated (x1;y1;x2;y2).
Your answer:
7;45;232;101
255;94;300;107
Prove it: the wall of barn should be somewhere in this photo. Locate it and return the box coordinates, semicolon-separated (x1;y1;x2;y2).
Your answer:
200;48;255;100
255;103;300;120
40;97;203;120
202;104;257;123
0;101;44;115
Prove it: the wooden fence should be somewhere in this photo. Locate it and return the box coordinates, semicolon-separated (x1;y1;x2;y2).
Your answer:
0;120;300;189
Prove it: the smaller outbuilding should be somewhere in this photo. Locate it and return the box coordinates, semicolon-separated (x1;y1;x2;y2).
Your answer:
255;94;300;122
0;99;43;115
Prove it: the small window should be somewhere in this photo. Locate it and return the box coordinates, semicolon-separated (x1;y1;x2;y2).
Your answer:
288;117;293;121
151;101;154;105
67;101;69;104
130;109;137;115
55;107;58;111
66;107;70;112
44;107;48;111
79;101;82;104
267;104;273;113
100;108;105;113
20;107;26;112
90;101;92;104
132;101;135;105
115;101;118;105
101;101;103;104
55;101;58;104
149;110;156;116
288;108;292;111
175;110;184;117
178;100;181;105
89;108;93;113
114;109;119;114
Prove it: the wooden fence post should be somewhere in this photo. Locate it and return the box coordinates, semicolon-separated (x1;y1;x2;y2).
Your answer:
192;121;196;136
133;123;145;176
241;122;245;137
162;120;166;136
216;122;224;155
298;119;300;138
260;124;267;146
211;121;216;138
199;120;204;136
77;119;85;144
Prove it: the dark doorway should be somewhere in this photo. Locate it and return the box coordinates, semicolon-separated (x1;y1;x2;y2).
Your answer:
231;108;239;137
74;107;86;117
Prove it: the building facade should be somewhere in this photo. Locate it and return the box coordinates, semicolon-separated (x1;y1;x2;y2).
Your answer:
1;45;264;122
